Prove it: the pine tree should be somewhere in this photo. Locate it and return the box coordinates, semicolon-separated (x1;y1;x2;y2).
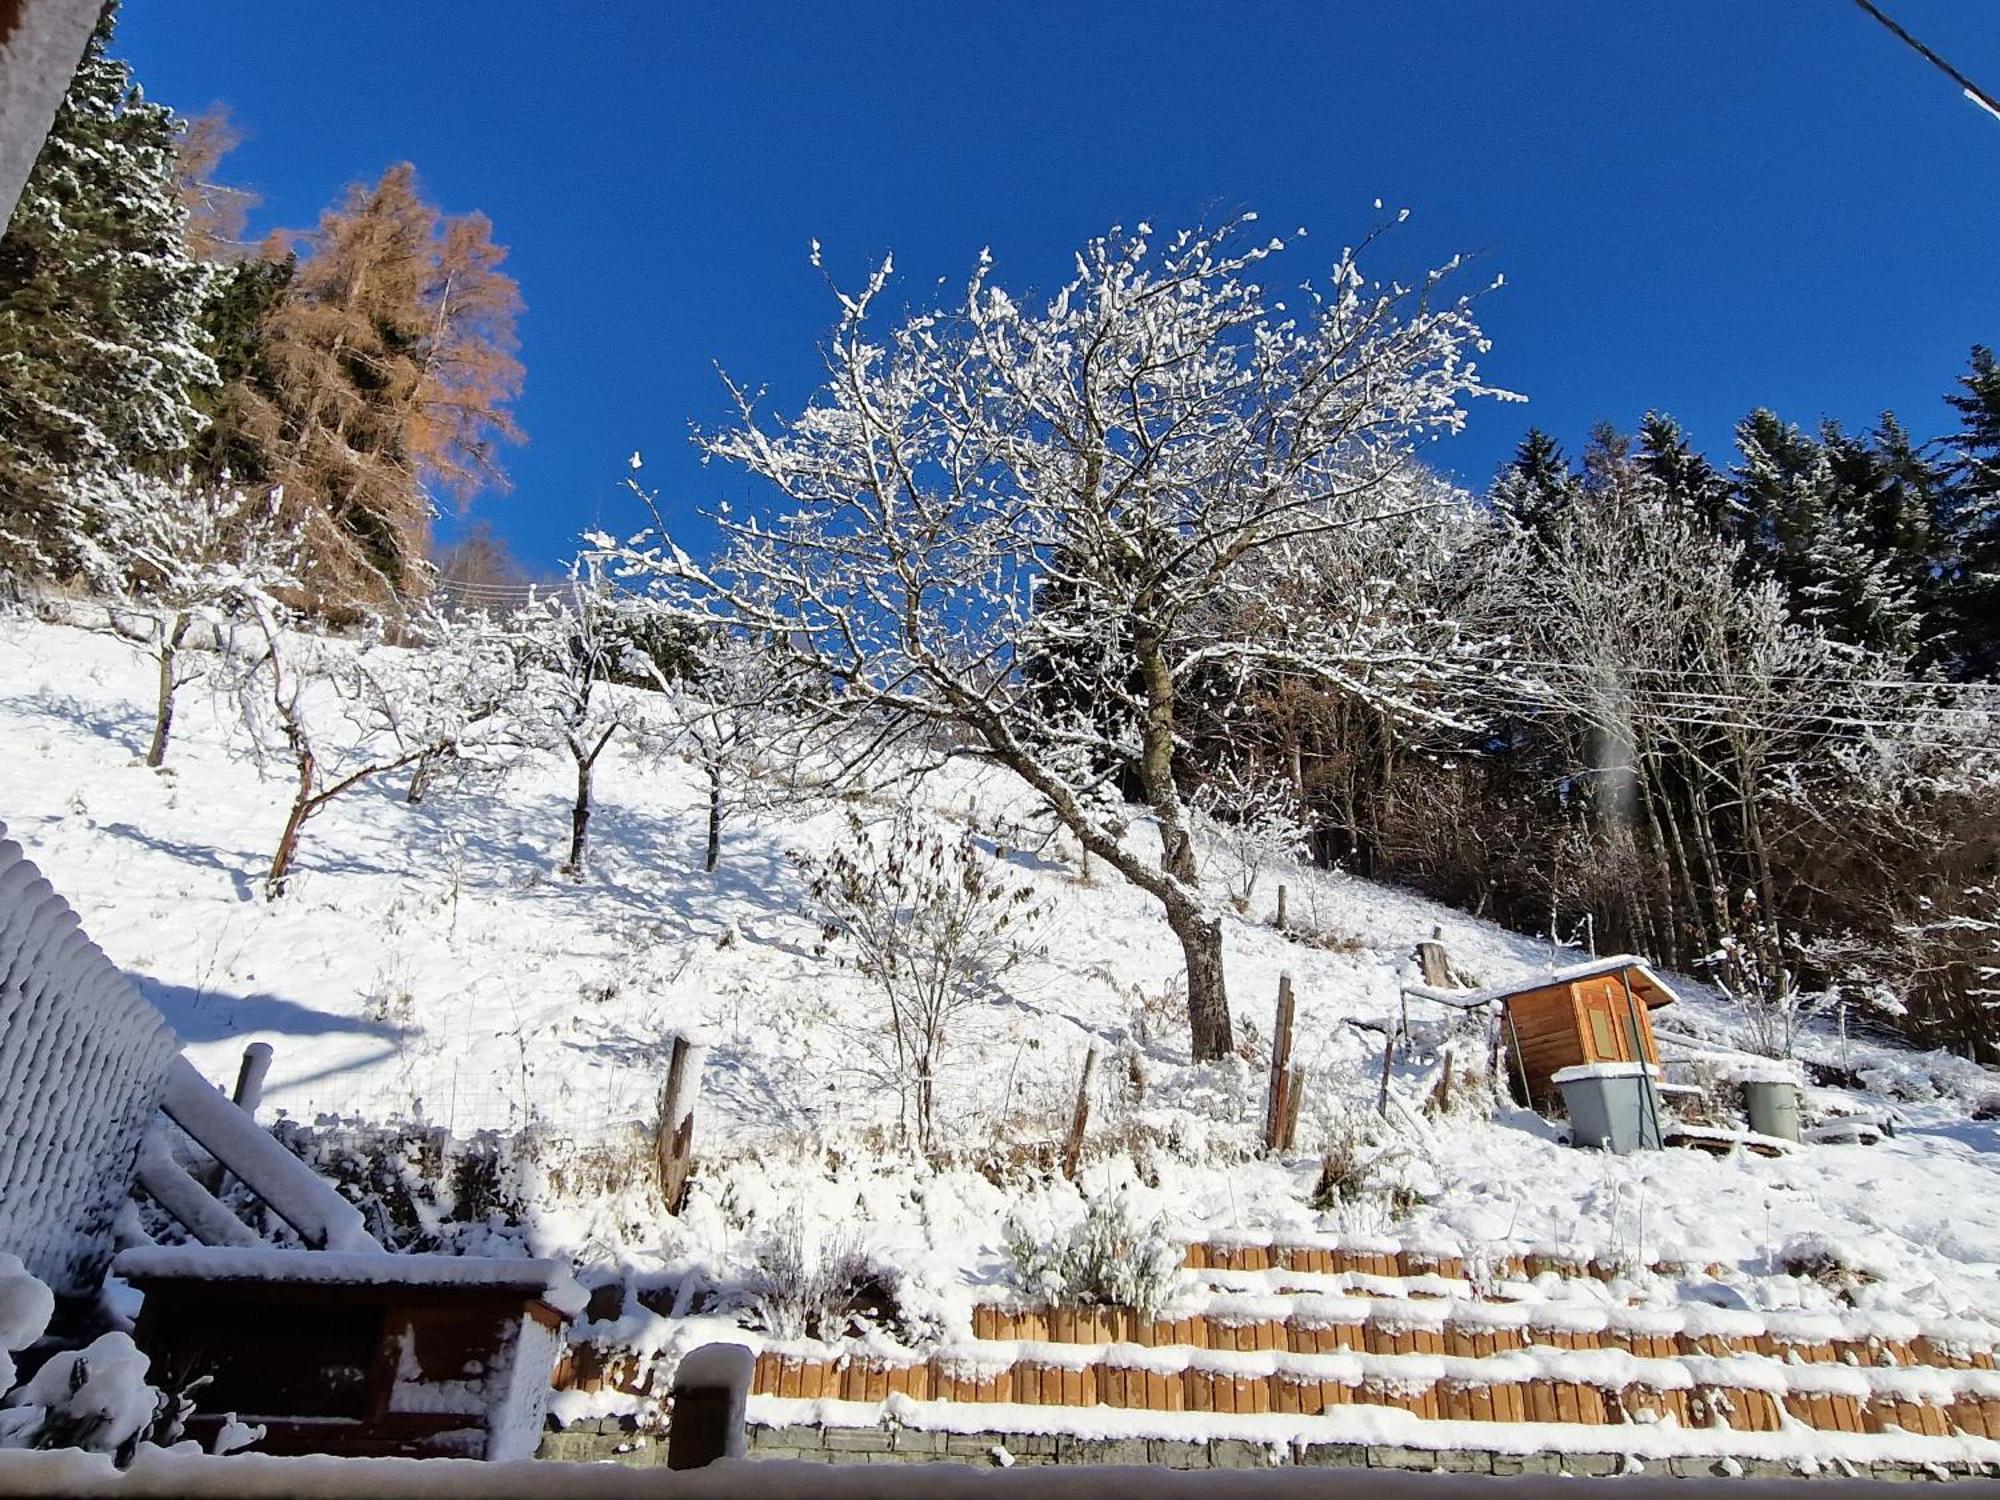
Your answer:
1490;428;1578;549
249;164;522;611
1733;410;1923;659
1942;345;2000;679
0;4;216;582
1635;411;1736;540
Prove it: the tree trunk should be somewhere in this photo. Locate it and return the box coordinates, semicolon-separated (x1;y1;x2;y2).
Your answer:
704;762;722;873
1169;895;1231;1063
566;753;593;878
267;752;316;900
145;613;190;769
1133;631;1232;1059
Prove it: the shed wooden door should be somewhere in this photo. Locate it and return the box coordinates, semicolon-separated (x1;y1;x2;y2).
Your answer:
1573;975;1655;1066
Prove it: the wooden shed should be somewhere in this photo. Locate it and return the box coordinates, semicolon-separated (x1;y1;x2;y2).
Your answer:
115;1246;580;1460
1470;957;1680;1108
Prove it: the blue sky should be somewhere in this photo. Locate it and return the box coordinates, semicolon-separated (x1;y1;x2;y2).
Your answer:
119;3;1999;571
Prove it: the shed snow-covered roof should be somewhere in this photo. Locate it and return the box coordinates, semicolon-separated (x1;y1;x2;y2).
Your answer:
1404;954;1683;1011
114;1247;586;1315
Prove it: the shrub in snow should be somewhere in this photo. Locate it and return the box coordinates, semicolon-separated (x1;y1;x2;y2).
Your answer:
0;1260;239;1465
798;807;1043;1156
2;1331;172;1460
1776;1232;1891;1297
1002;1193;1182;1317
748;1213;919;1345
1191;759;1308;910
0;1255;55;1398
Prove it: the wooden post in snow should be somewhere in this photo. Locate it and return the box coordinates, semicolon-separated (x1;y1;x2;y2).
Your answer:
1275;884;1288;933
197;1042;276;1196
1376;1029;1396;1119
232;1042;274;1117
1281;1064;1305;1151
1062;1046;1096;1180
654;1033;709;1213
1264;974;1296;1151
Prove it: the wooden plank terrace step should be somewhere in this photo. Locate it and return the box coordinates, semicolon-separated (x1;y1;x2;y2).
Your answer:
731;1347;2000;1440
966;1303;1997;1371
1185;1240;1727;1282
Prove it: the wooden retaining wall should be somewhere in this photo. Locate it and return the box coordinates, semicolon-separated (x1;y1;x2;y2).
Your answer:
553;1343;2000;1441
966;1305;1997;1371
726;1352;2000;1440
1185;1242;1725;1283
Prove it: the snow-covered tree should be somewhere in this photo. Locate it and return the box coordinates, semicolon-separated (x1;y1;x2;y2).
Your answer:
1192;758;1308;909
81;480;298;768
601;217;1511;1061
0;6;216;581
242;600;524;898
661;630;812;873
513;561;692;878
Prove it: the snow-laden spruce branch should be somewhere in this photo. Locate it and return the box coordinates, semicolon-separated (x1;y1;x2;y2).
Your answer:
597;214;1516;1061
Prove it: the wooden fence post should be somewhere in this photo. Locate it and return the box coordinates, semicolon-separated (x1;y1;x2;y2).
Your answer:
1275;884;1288;933
232;1042;274;1117
1376;1029;1396;1119
1280;1064;1305;1151
654;1033;709;1213
1264;974;1296;1151
1062;1046;1096;1180
198;1042;276;1195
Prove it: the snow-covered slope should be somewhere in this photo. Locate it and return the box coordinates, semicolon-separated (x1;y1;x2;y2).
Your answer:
2;614;1996;1345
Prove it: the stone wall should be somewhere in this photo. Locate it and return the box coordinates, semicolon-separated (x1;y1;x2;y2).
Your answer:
542;1418;1994;1481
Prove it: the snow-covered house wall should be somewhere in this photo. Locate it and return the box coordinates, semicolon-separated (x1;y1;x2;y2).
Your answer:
0;0;101;227
0;823;176;1296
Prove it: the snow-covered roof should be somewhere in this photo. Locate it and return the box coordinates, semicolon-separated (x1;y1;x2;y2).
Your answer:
1404;954;1682;1011
114;1247;586;1315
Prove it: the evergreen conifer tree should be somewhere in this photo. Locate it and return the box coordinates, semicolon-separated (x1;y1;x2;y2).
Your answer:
1942;345;2000;679
1490;428;1577;549
0;4;216;582
1635;411;1736;540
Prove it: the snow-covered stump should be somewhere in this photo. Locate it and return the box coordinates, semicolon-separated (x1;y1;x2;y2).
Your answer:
113;1247;584;1461
0;824;177;1298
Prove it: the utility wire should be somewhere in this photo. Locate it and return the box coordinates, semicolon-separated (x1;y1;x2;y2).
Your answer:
1851;0;2000;124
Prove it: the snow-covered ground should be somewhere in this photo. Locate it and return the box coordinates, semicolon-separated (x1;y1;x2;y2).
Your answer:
2;614;1996;1367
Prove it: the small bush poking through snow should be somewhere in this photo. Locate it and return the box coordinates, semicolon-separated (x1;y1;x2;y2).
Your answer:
1002;1193;1183;1316
0;1260;238;1465
749;1213;919;1345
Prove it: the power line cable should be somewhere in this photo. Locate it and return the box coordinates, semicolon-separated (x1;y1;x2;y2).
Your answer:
1851;0;2000;124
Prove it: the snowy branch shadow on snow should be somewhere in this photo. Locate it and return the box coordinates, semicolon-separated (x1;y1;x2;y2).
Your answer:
132;974;413;1046
7;687;157;757
101;821;260;903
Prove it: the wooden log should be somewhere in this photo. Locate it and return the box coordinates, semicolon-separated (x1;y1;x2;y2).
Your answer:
1416;936;1453;987
654;1033;708;1213
1062;1046;1096;1180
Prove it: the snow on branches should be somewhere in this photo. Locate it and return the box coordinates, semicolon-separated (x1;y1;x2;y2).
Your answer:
598;215;1513;1060
76;479;299;768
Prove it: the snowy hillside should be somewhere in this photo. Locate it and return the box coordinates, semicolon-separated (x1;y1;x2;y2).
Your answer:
3;613;1997;1375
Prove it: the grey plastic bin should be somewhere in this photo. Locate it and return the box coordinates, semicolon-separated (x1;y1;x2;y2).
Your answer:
1553;1062;1665;1153
1743;1078;1802;1142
